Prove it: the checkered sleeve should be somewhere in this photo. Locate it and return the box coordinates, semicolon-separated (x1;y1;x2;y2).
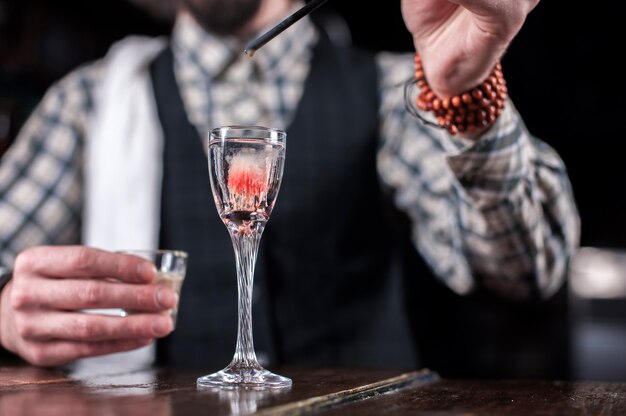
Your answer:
0;62;101;267
376;52;580;299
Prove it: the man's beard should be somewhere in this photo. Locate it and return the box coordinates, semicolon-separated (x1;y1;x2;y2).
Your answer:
181;0;263;37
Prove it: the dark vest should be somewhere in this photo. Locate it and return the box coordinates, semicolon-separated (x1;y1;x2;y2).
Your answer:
150;34;418;370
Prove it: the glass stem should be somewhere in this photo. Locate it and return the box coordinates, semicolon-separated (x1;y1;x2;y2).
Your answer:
229;228;264;369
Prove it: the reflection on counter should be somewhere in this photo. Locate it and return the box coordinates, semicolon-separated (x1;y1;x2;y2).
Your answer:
197;385;290;415
0;363;172;416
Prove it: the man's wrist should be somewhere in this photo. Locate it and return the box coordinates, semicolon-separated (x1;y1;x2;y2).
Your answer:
414;54;507;136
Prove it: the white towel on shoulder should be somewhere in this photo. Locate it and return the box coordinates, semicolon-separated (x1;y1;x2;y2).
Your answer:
77;37;167;371
83;36;167;252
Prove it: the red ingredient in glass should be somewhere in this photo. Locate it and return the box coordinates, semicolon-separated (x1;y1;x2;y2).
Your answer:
228;167;266;199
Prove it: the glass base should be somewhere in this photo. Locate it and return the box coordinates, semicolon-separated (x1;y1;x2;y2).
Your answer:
197;364;292;389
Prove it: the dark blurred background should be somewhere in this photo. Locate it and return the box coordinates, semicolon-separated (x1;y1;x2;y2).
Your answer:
1;0;625;381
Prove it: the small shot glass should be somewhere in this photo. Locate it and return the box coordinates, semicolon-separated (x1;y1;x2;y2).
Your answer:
118;249;188;327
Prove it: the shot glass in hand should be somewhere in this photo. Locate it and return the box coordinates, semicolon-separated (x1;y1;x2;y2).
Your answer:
119;249;188;327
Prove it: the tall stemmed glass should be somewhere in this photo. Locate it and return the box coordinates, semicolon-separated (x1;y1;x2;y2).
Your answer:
197;126;291;388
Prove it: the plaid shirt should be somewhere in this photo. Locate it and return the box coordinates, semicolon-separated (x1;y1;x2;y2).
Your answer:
0;11;579;298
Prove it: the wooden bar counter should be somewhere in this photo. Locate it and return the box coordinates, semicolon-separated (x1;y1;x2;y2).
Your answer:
1;359;624;415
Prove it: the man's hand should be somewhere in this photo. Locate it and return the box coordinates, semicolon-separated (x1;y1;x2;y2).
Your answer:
402;0;540;97
0;246;178;367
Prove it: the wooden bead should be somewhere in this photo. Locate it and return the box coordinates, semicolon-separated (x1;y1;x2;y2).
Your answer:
472;89;483;100
451;96;462;107
461;93;473;105
442;97;451;110
432;98;441;110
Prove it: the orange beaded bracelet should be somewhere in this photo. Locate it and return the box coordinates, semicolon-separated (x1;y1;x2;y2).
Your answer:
411;54;508;135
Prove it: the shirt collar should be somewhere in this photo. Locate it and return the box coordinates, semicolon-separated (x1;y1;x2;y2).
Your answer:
171;2;318;82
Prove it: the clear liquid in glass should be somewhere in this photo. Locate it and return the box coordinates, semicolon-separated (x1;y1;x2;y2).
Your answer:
209;138;285;233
